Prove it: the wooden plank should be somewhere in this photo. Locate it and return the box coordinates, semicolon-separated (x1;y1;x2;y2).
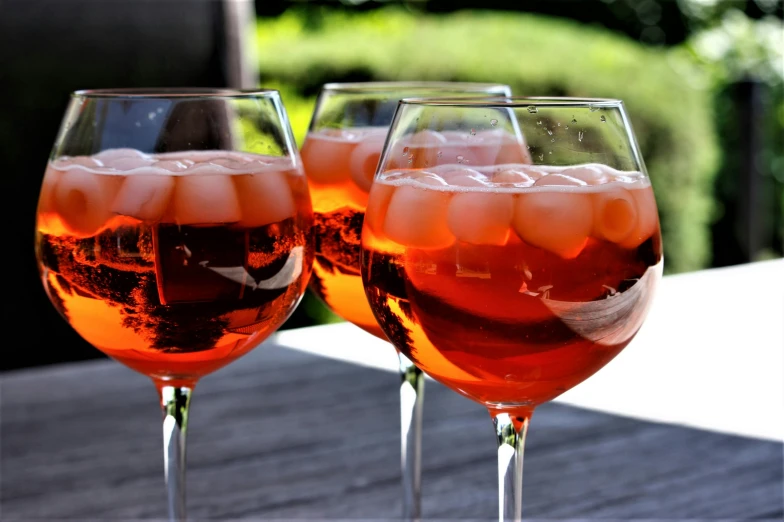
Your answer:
1;342;782;520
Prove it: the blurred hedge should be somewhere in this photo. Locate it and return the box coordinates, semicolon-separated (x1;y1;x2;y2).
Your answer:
256;7;721;274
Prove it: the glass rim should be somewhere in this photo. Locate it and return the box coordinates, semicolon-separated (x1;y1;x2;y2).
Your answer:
399;96;624;107
71;88;281;99
320;81;511;94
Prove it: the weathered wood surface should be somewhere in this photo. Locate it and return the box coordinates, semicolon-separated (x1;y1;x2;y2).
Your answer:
1;340;782;521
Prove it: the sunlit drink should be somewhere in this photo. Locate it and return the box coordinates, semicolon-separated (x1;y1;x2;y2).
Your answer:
36;150;312;386
362;162;662;411
32;87;313;522
300;82;513;521
360;97;663;521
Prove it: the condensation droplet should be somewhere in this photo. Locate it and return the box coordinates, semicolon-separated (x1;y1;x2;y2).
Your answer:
490;119;498;127
470;129;476;136
589;105;598;112
549;151;552;154
557;122;561;127
565;126;570;130
537;120;543;125
571;117;577;123
407;158;413;165
547;129;553;135
578;131;584;142
538;153;544;161
551;138;555;142
402;147;409;155
437;151;443;157
600;115;607;122
457;155;465;164
527;106;538;114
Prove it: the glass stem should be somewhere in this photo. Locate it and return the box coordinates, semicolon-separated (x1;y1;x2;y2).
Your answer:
494;412;530;522
399;352;424;522
160;385;192;522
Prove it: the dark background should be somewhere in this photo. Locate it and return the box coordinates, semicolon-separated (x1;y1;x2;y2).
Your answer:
2;0;781;372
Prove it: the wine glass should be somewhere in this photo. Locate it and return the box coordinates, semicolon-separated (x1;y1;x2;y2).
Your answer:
34;88;313;521
360;96;662;521
299;81;512;520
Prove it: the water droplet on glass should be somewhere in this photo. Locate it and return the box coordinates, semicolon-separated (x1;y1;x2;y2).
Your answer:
547;129;553;135
457;155;465;164
135;121;141;127
549;151;552;154
490;119;498;127
537;120;543;125
527;106;538;114
551;138;555;142
565;126;570;130
589;105;598;112
578;131;584;142
402;147;409;155
148;112;156;120
470;129;476;136
571;117;577;123
538;153;544;161
407;158;413;165
600;115;606;122
157;107;163;114
557;122;561;127
437;151;443;158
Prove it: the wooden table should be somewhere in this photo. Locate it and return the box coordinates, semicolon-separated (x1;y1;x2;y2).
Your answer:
2;261;783;521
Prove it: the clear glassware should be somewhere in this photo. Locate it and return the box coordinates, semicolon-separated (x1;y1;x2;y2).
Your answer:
34;88;314;521
300;81;512;520
360;96;663;521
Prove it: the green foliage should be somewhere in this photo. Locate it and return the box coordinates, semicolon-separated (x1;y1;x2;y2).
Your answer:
256;6;722;274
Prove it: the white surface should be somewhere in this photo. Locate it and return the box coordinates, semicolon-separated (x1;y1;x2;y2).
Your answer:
275;259;784;442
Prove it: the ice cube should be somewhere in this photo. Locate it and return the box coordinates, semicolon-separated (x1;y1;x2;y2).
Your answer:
410;171;449;187
170;174;242;225
53;167;121;237
364;182;396;235
94;148;147;166
619;186;659;248
300;132;354;185
38;164;62;214
111;156;156;171
448;192;513;245
440;167;490;187
208;157;249;170
153;160;189;172
349;133;387;192
561;164;610;185
384;185;454;249
234;170;296;228
513;191;593;258
53;156;104;169
492;168;536;186
112;173;176;222
592;186;637;243
534;173;587;187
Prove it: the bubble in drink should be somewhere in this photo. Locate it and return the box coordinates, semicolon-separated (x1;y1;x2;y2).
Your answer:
112;174;176;222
